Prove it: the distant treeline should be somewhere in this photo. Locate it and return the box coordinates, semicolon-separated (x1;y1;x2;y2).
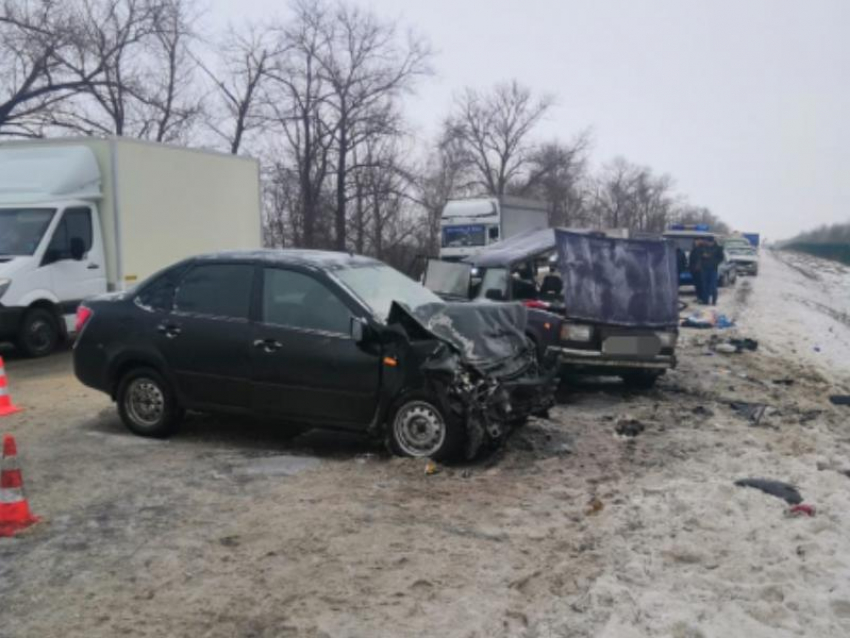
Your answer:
786;243;850;265
786;222;850;245
783;222;850;265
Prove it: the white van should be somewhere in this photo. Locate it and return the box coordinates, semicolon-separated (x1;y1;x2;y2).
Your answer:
0;138;261;356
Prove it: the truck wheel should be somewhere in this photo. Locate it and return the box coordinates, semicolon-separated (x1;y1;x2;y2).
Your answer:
388;394;464;461
16;308;59;357
117;367;182;438
621;372;661;389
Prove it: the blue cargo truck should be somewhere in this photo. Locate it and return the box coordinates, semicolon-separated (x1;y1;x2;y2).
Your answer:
742;233;760;249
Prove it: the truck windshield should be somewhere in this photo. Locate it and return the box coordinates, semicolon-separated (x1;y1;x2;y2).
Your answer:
335;263;444;322
442;225;486;248
0;208;56;256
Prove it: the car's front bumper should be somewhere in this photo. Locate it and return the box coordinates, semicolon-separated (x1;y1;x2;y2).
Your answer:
732;261;758;274
548;345;676;372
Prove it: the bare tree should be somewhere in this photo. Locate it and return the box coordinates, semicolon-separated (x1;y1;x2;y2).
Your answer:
197;23;274;154
45;0;201;142
315;1;431;250
0;0;117;136
518;132;591;227
263;0;336;249
444;80;554;197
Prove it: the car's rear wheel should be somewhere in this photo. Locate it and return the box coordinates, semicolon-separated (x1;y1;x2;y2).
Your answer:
17;308;59;357
117;367;182;437
388;395;463;461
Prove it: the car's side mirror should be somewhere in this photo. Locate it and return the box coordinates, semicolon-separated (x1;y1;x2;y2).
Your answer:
70;237;86;261
350;317;367;343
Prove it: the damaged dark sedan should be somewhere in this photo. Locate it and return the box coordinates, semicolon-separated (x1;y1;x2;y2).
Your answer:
73;250;555;460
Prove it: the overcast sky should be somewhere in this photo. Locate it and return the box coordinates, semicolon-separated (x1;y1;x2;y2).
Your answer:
210;0;850;241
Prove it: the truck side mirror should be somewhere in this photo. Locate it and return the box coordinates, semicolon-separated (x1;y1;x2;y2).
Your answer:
70;237;86;261
350;317;367;343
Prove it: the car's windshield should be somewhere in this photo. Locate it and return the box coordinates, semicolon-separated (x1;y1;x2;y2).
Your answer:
423;260;471;298
0;208;56;256
335;263;444;321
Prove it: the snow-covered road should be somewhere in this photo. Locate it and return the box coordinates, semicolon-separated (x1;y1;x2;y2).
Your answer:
732;249;850;387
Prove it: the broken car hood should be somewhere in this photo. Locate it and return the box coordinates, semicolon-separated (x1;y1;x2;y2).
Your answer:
555;229;679;328
387;301;534;378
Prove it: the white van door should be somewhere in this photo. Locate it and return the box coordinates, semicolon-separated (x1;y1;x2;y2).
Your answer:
42;206;107;317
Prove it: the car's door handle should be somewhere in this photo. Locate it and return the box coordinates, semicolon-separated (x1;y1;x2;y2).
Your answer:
87;263;100;270
157;323;182;338
253;338;282;352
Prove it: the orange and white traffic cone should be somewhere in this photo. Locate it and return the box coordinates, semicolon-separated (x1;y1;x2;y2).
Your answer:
0;357;22;417
0;434;39;537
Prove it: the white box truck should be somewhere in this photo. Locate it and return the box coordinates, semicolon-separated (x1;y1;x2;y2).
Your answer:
439;196;549;261
0;137;261;356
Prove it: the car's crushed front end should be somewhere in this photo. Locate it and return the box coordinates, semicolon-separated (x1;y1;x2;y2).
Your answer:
381;301;558;459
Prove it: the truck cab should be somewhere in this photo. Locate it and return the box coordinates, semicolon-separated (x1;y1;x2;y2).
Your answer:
439;197;548;262
0;148;107;356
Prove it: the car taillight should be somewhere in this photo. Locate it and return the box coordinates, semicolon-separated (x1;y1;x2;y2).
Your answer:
523;300;550;310
75;306;93;333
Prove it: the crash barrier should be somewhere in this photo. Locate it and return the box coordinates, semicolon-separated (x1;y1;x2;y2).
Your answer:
0;434;40;537
0;356;22;417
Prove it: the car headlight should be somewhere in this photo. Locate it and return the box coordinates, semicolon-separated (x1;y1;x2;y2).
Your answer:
0;278;10;300
560;323;593;342
656;331;677;348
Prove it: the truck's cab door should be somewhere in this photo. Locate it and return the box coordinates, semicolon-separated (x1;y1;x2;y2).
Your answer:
41;206;107;313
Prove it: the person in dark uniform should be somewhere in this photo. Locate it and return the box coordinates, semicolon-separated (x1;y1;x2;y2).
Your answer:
699;236;725;306
688;239;705;303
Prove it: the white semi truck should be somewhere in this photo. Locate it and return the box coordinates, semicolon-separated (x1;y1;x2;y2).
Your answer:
439;196;549;261
0;137;261;356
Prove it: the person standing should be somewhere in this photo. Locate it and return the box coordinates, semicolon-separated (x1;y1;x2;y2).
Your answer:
688;239;705;303
699;236;725;306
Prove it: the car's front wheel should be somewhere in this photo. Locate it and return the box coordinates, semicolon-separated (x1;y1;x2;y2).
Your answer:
17;308;59;357
388;395;463;461
117;367;183;437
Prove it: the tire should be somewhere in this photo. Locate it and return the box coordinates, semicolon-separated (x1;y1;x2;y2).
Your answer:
16;308;60;357
117;367;182;438
387;394;464;461
621;371;661;389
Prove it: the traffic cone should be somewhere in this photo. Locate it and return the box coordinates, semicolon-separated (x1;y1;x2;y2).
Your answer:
0;434;39;537
0;356;22;417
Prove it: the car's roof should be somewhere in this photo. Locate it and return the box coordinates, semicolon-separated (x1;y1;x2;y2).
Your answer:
192;249;382;270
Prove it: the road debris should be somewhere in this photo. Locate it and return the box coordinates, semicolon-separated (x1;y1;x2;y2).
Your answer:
734;478;803;505
729;401;768;425
828;395;850;406
585;497;604;516
615;417;645;437
424;460;439;475
786;504;816;518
